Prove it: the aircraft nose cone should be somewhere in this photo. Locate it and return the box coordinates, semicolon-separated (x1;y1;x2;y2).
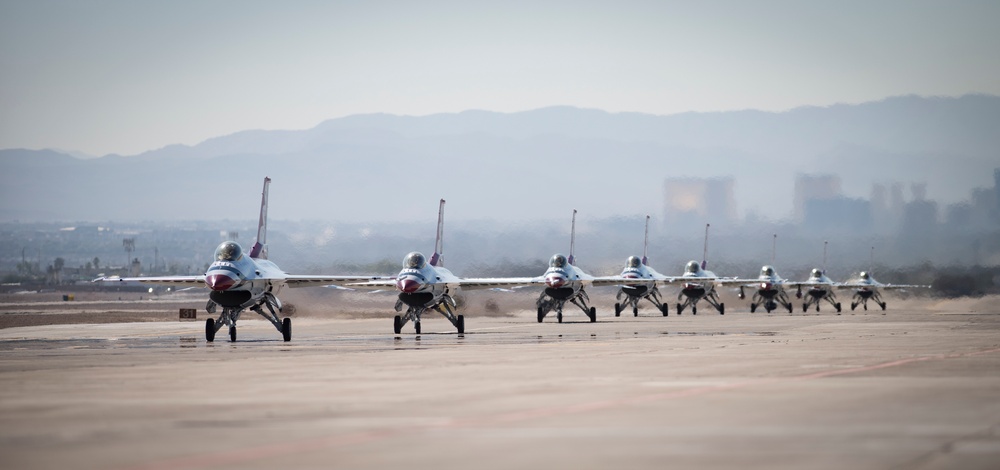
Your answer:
761;282;772;290
206;274;235;291
545;275;566;288
397;278;421;293
623;273;639;279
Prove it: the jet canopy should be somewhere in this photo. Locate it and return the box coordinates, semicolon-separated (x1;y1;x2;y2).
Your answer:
811;268;822;278
549;254;568;268
859;271;870;280
403;252;427;269
685;260;700;274
215;241;243;262
627;256;641;268
761;266;775;277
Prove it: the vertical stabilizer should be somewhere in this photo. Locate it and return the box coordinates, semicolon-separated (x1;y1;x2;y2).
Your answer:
870;246;875;275
772;234;777;265
701;223;710;270
823;240;828;274
248;177;270;259
429;199;445;267
568;209;577;265
641;215;650;265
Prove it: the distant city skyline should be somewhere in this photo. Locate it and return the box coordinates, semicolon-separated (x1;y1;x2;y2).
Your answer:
2;1;999;156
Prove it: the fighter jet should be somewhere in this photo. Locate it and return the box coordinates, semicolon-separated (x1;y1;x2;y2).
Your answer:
672;224;741;315
613;216;670;317
534;210;627;323
739;234;795;313
843;247;930;311
97;177;378;342
346;199;533;334
794;241;843;313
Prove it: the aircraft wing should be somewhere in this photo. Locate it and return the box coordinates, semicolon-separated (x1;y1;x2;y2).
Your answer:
843;282;931;290
95;275;206;287
590;276;657;287
284;275;395;288
341;277;400;291
457;277;539;290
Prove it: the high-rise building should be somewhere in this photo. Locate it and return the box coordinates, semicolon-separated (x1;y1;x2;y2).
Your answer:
793;174;841;222
663;177;737;227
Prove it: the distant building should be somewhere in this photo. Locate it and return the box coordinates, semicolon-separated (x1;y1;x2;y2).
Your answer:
793;174;841;222
663;177;737;228
803;197;873;233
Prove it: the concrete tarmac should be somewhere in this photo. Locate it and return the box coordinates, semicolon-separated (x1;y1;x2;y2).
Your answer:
1;300;999;470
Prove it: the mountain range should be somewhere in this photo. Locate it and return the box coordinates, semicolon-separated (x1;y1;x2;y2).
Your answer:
2;94;998;223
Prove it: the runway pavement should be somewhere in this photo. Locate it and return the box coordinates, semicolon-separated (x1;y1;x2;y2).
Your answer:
1;302;999;470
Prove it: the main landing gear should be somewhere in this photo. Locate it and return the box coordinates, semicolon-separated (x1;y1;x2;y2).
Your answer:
393;294;464;334
614;286;668;317
537;290;597;323
675;292;724;316
204;292;292;343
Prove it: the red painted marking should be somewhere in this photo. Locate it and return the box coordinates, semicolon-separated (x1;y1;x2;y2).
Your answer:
121;346;1000;470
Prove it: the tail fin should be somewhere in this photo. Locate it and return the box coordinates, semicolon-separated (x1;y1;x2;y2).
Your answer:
641;215;650;266
429;199;445;267
771;233;777;265
568;209;577;265
823;240;828;274
701;223;709;270
248;177;270;259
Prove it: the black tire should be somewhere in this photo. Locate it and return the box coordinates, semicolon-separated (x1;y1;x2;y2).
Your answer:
557;312;563;323
692;305;697;315
750;304;757;313
881;302;887;311
614;303;621;317
835;303;842;312
787;303;793;313
281;317;291;342
802;304;808;312
851;302;856;311
537;307;545;323
414;322;421;334
719;303;725;315
589;307;597;323
229;325;236;343
205;318;216;342
633;306;638;317
816;304;820;312
393;315;402;334
676;303;683;315
661;304;668;316
863;303;868;311
456;315;465;334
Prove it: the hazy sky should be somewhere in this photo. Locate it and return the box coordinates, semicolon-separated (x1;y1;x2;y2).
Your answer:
1;0;998;156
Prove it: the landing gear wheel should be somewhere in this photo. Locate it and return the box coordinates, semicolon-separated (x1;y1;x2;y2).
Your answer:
205;318;216;342
614;303;621;317
229;325;236;343
750;303;757;313
802;304;808;312
692;306;697;315
633;306;638;317
456;315;465;334
787;303;793;313
393;315;402;334
881;302;887;311
863;304;868;311
557;312;563;323
414;322;421;334
589;307;597;323
661;304;669;316
835;302;842;312
851;302;857;311
281;317;291;342
676;303;683;315
719;303;725;315
816;304;820;312
537;307;545;323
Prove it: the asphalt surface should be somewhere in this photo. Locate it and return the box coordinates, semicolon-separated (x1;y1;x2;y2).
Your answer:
1;300;999;470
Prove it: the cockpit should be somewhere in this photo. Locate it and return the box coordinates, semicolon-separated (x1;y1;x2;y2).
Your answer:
403;252;426;269
549;254;568;268
215;241;243;262
859;271;870;280
685;260;700;274
811;268;822;278
761;266;775;277
627;256;641;268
